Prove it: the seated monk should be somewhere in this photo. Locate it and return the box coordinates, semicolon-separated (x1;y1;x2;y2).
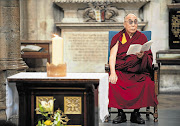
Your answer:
108;13;158;124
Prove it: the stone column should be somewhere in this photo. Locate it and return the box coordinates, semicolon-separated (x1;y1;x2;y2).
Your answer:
0;0;27;121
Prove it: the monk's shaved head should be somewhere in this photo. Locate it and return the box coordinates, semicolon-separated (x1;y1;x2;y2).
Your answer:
124;13;137;21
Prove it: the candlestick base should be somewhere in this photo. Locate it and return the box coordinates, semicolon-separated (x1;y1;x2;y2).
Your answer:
47;62;67;77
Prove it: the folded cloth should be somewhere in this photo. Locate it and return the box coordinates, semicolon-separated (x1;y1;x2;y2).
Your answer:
6;80;19;120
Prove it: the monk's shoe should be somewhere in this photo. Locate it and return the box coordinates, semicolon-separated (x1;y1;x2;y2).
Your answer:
112;112;127;124
130;112;145;124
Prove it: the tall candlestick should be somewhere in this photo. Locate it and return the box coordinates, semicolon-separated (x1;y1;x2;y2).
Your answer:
52;35;64;65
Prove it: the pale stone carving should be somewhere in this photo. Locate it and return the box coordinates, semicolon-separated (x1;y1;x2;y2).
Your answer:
64;31;108;73
83;3;118;22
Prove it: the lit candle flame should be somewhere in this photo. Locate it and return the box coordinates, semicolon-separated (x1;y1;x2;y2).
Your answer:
53;34;59;38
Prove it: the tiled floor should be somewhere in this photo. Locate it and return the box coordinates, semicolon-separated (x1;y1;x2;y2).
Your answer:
99;94;180;126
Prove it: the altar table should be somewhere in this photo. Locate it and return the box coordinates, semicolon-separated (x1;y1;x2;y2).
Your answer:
6;72;109;126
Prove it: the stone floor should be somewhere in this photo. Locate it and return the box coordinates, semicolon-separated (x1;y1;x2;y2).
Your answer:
4;94;180;126
99;94;180;126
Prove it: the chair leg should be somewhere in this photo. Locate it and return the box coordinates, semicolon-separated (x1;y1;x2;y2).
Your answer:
146;107;150;119
153;105;158;122
104;108;111;122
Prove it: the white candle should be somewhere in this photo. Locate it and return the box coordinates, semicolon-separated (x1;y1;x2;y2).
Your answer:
52;35;64;65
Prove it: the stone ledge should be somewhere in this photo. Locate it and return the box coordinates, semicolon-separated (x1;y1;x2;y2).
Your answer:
53;0;151;3
168;3;180;8
55;22;147;29
0;106;6;110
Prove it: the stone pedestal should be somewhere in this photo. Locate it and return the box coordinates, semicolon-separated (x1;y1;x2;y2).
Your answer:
0;0;27;121
160;66;180;93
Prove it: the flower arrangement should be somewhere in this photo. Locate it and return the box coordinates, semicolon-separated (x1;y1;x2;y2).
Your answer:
36;99;70;126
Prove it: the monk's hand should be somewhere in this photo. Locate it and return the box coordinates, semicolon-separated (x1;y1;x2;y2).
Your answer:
136;51;144;59
109;73;118;84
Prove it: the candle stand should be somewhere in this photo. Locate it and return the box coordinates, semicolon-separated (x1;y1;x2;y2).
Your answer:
47;62;66;77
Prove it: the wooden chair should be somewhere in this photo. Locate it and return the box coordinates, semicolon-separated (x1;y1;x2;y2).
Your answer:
105;31;159;122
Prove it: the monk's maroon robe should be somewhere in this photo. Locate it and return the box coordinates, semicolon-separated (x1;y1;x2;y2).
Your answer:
108;29;158;109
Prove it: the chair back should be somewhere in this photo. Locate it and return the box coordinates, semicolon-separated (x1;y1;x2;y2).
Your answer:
108;31;151;61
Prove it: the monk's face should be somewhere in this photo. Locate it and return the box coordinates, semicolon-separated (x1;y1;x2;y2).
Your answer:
124;14;138;35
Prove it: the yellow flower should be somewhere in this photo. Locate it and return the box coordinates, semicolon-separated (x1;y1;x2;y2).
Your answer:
44;120;53;126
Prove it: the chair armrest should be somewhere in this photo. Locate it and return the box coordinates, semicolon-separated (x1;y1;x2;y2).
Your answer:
105;64;110;73
153;63;159;71
151;63;159;81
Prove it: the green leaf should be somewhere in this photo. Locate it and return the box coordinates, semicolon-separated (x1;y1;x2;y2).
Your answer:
43;113;48;118
39;103;42;108
57;121;60;126
39;105;44;112
42;120;44;124
38;120;41;126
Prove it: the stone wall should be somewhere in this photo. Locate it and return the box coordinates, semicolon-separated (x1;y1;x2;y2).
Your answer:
144;0;172;62
20;0;61;40
20;0;63;71
143;0;180;93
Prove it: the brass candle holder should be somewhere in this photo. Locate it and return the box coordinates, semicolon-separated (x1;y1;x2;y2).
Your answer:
47;62;67;77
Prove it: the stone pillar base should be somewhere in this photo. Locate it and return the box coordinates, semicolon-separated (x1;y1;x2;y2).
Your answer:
0;58;28;71
8;115;19;125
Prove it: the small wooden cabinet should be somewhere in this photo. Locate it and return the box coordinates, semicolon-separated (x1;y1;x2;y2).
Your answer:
21;40;52;62
8;73;100;126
